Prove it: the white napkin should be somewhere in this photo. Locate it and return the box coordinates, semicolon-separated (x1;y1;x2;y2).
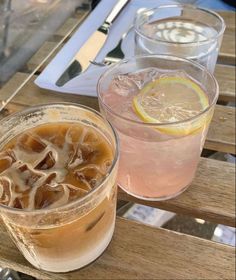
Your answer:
35;0;176;96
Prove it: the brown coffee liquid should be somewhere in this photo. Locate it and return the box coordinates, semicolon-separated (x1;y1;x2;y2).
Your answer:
0;122;113;210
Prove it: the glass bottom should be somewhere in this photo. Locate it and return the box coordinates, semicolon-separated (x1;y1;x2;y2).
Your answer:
119;183;190;201
22;220;115;273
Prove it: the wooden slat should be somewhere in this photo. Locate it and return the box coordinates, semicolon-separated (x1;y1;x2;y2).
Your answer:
1;73;235;154
214;64;235;103
218;11;235;65
54;17;80;37
26;12;89;73
0;217;234;279
26;42;61;72
219;29;236;65
218;11;235;29
207;105;235;154
119;157;235;227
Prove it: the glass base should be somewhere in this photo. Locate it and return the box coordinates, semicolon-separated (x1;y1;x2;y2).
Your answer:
118;183;190;201
22;221;115;273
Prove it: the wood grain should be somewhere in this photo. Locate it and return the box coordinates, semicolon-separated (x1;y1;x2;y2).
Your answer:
218;11;235;65
0;217;234;279
218;11;235;29
54;17;81;38
26;11;89;73
214;64;235;102
219;29;236;65
1;72;235;154
206;105;235;154
26;42;61;72
119;157;235;227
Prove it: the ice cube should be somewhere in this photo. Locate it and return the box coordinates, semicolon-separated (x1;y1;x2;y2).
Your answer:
74;164;105;189
17;133;46;153
35;150;56;170
64;183;88;201
34;183;88;209
110;73;139;96
16;163;46;190
34;184;68;209
0;150;16;173
0;177;11;204
83;128;102;146
81;144;98;162
68;146;83;169
65;125;86;145
0;176;19;208
41;172;57;186
110;68;160;97
74;171;92;190
126;67;160;89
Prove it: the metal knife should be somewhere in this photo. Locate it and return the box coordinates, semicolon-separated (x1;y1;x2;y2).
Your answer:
56;0;130;87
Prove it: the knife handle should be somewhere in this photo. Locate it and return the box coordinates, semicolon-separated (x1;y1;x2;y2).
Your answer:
105;0;130;25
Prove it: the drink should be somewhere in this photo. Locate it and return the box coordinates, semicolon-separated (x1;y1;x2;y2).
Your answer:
98;55;218;200
134;5;225;73
0;104;119;272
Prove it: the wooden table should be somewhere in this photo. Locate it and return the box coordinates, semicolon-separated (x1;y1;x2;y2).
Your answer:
0;8;235;280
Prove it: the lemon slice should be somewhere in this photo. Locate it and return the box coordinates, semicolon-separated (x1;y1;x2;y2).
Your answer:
133;76;210;136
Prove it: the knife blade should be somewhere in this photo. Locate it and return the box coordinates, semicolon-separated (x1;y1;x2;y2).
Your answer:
56;0;130;87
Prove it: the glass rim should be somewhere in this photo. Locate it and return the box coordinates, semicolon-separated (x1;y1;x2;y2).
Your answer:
134;4;226;46
0;102;119;215
97;54;219;127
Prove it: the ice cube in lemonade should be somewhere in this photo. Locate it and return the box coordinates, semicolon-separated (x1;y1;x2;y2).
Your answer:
99;58;218;201
0;117;118;272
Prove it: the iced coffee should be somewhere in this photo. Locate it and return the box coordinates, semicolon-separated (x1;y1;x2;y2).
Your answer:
0;104;119;272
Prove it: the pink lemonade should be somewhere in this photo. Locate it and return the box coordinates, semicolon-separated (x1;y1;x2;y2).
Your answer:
98;57;218;201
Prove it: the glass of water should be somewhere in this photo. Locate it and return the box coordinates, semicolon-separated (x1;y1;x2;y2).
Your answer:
134;5;225;73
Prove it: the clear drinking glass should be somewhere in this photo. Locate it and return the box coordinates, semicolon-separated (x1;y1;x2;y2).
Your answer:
134;5;225;73
0;103;119;272
98;55;219;201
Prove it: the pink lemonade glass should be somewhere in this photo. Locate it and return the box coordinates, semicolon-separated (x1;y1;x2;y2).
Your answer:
98;55;219;201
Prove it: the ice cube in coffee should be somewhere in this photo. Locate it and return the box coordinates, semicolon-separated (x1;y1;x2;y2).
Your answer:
0;104;119;272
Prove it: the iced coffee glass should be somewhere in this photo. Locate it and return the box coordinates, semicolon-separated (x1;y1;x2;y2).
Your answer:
0;103;119;272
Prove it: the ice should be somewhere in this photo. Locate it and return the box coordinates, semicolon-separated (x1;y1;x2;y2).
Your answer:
0;177;11;205
125;67;160;89
17;133;47;153
65;126;101;169
33;184;67;209
0;150;16;173
63;184;88;203
35;151;56;170
33;183;88;209
18;163;45;187
110;67;160;97
0;124;112;210
74;170;92;190
74;164;107;189
68;146;83;169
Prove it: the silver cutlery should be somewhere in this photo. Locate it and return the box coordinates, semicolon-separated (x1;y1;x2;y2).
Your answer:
56;0;130;87
90;29;128;67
